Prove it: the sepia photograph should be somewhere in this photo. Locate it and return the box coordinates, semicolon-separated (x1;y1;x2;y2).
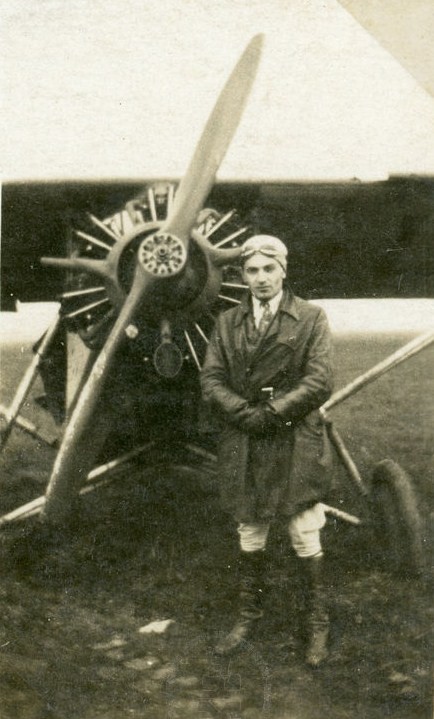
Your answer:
1;1;433;717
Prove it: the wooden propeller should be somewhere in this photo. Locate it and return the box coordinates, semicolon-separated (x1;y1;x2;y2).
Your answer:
42;35;263;523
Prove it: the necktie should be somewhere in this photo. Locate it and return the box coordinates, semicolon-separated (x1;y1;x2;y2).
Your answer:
257;300;273;337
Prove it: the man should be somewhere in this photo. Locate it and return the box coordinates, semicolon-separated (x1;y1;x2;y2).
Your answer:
200;235;334;667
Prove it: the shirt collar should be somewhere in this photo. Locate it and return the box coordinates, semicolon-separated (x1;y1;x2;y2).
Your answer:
252;290;283;325
234;287;300;325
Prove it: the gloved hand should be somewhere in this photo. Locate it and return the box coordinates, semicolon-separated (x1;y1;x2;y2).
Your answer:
242;403;284;435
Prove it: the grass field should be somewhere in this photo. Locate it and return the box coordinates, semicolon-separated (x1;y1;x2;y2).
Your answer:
0;331;433;719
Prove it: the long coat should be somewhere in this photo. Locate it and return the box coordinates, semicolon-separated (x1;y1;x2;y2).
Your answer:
200;289;334;522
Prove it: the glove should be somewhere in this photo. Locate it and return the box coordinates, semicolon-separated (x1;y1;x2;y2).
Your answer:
242;404;284;435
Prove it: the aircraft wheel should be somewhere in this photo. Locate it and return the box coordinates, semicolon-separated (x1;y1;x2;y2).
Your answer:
370;459;425;576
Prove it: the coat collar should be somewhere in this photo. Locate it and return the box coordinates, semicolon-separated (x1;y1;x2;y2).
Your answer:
233;287;300;326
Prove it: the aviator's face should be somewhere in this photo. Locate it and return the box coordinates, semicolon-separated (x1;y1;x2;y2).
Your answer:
242;254;286;301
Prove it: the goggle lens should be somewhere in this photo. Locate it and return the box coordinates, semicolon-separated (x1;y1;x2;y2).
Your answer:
241;246;281;258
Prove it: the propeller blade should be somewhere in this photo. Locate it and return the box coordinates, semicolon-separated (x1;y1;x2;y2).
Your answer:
162;34;263;244
42;266;156;522
41;256;111;281
191;229;242;267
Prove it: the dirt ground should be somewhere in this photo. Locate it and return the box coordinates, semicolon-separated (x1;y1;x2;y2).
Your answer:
0;339;433;719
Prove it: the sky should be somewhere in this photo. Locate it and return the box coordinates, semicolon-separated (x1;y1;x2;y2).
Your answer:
1;0;434;182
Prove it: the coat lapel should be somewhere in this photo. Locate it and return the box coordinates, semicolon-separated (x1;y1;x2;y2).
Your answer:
247;289;300;367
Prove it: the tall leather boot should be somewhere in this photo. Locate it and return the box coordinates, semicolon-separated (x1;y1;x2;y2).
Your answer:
215;550;265;656
298;554;330;668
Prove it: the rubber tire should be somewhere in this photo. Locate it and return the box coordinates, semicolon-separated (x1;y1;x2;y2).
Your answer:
370;459;425;576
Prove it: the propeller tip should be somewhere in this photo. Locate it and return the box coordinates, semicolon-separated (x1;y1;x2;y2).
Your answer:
249;33;265;52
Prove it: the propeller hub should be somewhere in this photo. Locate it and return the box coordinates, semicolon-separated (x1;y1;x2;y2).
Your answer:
138;231;187;277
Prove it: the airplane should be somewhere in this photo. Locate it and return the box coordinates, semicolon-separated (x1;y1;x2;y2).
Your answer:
1;34;433;578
